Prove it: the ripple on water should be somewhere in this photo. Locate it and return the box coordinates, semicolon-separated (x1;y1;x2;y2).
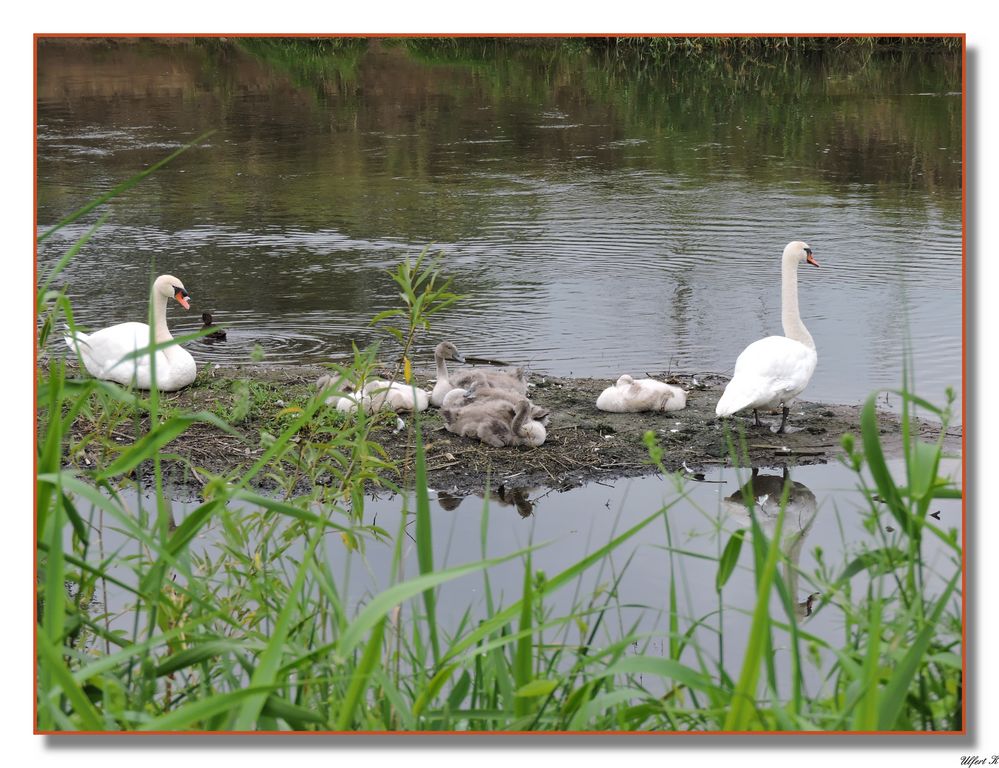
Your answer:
186;315;373;368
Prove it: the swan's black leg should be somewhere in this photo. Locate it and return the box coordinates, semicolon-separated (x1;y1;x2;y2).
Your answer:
777;406;789;434
753;409;762;428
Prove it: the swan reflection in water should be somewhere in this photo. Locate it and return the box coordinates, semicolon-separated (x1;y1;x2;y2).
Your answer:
722;466;821;619
437;484;537;518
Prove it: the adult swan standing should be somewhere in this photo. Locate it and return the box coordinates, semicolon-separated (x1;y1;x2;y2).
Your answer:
715;241;819;433
64;274;197;391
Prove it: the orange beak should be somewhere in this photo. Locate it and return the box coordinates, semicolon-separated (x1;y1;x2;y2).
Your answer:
175;290;191;310
806;253;819;267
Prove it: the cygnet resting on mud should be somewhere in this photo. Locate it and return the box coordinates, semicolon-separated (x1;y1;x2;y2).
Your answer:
361;379;431;413
442;396;546;448
595;375;687;413
316;373;365;412
318;374;429;414
463;381;550;423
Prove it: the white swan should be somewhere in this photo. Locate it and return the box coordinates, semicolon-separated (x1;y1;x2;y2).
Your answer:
595;375;687;413
430;341;528;407
64;274;196;391
715;241;819;433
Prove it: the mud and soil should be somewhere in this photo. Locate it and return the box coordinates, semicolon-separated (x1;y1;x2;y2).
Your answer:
63;362;961;499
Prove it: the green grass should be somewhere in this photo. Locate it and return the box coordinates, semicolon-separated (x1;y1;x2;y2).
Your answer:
36;146;962;732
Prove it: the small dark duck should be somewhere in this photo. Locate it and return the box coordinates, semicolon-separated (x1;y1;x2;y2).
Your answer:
201;311;227;341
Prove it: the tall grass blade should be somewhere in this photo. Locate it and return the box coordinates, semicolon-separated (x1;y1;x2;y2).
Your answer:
41;492;66;647
860;393;910;534
138;687;273;732
442;502;674;664
716;529;745;591
336;617;387;730
513;552;534;718
601;656;717;695
412;662;461;718
413;415;441;665
337;546;534;658
724;500;785;731
36;211;110;306
852;592;883;730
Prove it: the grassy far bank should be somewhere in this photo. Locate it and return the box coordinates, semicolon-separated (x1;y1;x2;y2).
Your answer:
36;134;962;733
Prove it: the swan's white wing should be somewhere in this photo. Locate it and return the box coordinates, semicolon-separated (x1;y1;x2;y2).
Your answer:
716;336;816;416
732;336;815;387
626;379;686;411
69;322;160;386
625;382;649;403
67;321;195;391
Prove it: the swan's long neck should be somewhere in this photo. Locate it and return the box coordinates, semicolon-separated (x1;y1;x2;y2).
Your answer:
781;255;814;350
151;289;188;365
152;291;173;344
435;351;449;382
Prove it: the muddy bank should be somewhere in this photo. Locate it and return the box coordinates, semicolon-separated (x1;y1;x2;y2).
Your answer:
59;361;962;500
378;369;960;494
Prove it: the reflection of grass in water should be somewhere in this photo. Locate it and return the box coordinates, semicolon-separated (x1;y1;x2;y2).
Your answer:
400;35;962;67
592;35;962;56
396;36;962;204
399;35;962;110
37;145;962;732
235;37;369;90
195;35;960;207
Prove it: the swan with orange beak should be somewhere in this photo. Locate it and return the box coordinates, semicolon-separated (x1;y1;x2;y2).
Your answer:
64;274;198;391
715;241;820;433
